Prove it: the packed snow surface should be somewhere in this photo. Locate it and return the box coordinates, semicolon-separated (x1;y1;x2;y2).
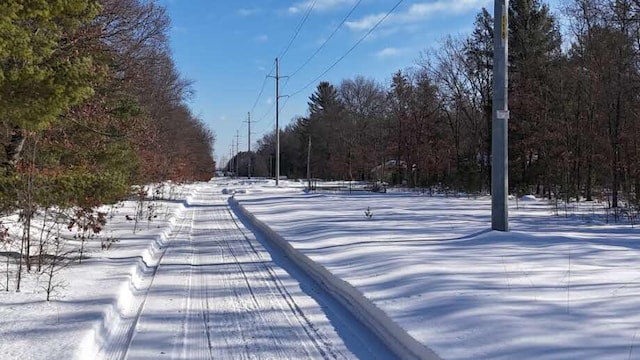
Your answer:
2;178;640;359
0;182;391;359
230;179;640;360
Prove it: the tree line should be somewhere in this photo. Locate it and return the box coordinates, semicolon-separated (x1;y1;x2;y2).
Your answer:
235;0;639;207
0;0;214;293
1;0;214;211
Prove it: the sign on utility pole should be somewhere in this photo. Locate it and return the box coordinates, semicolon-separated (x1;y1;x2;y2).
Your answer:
492;0;509;231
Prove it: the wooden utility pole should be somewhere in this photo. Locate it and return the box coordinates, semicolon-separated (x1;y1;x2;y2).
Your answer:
267;58;288;185
492;0;509;231
247;112;251;179
235;130;240;177
307;137;311;190
275;58;280;186
229;143;233;176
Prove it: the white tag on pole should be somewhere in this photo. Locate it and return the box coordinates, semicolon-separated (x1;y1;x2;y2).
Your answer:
497;110;510;119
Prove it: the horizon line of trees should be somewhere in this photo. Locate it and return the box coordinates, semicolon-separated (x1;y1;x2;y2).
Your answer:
231;0;639;208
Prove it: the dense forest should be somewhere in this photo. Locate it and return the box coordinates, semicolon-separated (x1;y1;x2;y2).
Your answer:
0;0;215;214
233;0;639;207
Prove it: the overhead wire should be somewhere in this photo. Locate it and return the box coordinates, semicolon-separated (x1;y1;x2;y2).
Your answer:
250;0;316;118
287;0;364;80
278;0;318;60
288;0;405;99
255;117;276;138
256;101;276;124
251;0;404;140
249;69;274;116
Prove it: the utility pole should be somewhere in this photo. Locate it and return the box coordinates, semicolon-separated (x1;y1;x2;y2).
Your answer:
306;137;311;190
229;143;233;176
275;58;280;186
267;58;288;186
247;112;251;179
235;130;240;177
492;0;509;231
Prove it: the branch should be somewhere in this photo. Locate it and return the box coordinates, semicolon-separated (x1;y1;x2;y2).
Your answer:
63;116;124;138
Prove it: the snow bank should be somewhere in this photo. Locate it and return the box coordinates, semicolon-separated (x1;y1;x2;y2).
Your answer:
76;192;196;360
230;197;441;360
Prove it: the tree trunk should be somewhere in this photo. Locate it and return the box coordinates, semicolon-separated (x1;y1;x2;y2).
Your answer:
24;211;32;272
635;176;640;205
3;126;26;174
586;159;593;202
611;89;622;209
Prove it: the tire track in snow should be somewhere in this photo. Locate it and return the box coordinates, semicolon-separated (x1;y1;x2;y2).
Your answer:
207;205;295;359
80;189;198;360
87;184;368;359
180;211;213;360
221;202;341;360
196;192;343;359
114;215;193;360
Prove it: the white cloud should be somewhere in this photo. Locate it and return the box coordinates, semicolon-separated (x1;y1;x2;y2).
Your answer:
288;0;356;14
238;7;261;16
376;47;402;58
254;34;269;42
404;0;490;19
346;0;490;31
345;13;386;31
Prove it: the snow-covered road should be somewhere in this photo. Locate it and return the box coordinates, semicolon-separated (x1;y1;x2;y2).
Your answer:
4;179;639;359
98;187;391;359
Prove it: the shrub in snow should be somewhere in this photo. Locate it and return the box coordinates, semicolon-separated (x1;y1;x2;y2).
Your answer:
101;234;120;250
0;222;11;291
67;208;107;264
40;235;71;301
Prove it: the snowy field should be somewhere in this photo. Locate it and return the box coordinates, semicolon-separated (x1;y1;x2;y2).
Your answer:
2;177;640;359
0;181;391;360
0;183;200;360
228;179;640;360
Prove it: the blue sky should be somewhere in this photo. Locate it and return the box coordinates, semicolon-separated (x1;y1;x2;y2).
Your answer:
159;0;562;166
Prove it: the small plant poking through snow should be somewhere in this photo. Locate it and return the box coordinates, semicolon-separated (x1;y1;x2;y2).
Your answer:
146;203;158;229
40;235;71;301
67;208;107;264
0;222;11;291
101;235;120;250
364;207;373;219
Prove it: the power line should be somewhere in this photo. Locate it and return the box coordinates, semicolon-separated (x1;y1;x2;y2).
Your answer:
255;99;276;123
278;0;318;60
279;96;292;113
288;0;405;99
250;0;316;118
287;0;364;80
250;68;274;116
255;117;275;138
